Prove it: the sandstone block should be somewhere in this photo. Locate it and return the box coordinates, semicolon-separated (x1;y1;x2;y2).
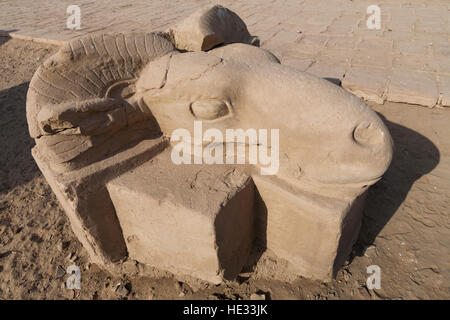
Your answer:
437;54;450;74
387;70;438;107
32;138;168;266
252;175;367;281
25;6;394;283
357;39;393;52
106;149;255;283
281;56;314;72
326;36;356;50
393;39;431;55
167;5;257;52
392;53;438;73
306;62;347;81
352;50;394;69
342;67;389;104
439;75;450;107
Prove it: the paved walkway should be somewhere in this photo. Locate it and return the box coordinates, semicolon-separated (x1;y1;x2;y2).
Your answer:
1;0;449;107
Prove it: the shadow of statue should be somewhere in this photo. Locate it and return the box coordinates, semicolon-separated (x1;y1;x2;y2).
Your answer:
0;36;10;47
0;30;19;47
352;113;440;258
241;185;267;275
0;82;41;195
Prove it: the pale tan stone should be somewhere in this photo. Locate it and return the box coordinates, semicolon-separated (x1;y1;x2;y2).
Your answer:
393;39;432;55
326;36;356;50
352;50;394;69
166;5;257;51
263;30;302;49
415;21;446;34
26;32;174;173
326;14;359;35
107;149;254;283
389;8;415;32
439;75;450;107
252;175;367;281
32;138;168;266
342;67;389;104
315;47;352;64
358;39;393;52
141;44;393;186
387;70;439;107
306;62;347;81
392;53;438;73
25;5;394;283
281;56;314;71
4;0;442;107
436;54;450;74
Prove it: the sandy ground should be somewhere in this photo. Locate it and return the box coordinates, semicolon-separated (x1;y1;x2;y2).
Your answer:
0;37;449;300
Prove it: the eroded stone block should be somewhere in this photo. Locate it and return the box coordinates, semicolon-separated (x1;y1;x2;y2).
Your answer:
32;138;168;266
25;5;394;283
342;67;389;104
167;5;257;51
107;149;255;283
387;70;438;107
439;75;450;107
253;175;367;281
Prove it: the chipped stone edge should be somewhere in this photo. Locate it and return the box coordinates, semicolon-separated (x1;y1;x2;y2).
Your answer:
0;30;66;46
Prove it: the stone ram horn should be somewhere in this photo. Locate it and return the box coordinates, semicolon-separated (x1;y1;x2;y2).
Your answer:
26;32;175;172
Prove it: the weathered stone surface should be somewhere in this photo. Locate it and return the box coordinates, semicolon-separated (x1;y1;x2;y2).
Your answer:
107;149;254;283
392;53;438;73
140;43;393;187
26;32;174;173
166;5;257;51
306;62;347;82
358;39;393;53
352;50;394;69
440;75;450;107
25;5;394;282
387;70;439;107
437;54;450;74
32;138;168;266
342;67;389;104
253;175;367;280
3;0;449;108
281;56;314;72
394;39;432;55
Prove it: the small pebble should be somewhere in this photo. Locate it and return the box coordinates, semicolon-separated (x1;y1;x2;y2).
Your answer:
250;293;266;300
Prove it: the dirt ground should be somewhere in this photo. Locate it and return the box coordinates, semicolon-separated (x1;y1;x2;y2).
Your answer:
0;37;448;300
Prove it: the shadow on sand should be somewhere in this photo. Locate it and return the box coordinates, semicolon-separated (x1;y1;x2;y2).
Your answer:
0;82;40;195
0;30;19;47
351;113;440;258
0;35;10;47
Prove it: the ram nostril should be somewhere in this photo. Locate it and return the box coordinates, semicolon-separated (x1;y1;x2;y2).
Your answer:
353;122;385;146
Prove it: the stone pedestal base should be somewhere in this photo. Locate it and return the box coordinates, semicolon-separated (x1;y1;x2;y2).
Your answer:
253;175;367;281
32;138;168;266
107;150;255;283
33;140;368;282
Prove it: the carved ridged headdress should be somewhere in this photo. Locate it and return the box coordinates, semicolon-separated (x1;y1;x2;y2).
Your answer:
26;33;175;171
27;32;174;138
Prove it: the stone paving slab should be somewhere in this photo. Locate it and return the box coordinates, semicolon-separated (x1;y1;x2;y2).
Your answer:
438;75;450;107
388;69;439;107
0;0;449;107
342;67;389;104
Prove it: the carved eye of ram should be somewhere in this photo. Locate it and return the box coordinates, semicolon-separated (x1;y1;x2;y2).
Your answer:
190;99;231;120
